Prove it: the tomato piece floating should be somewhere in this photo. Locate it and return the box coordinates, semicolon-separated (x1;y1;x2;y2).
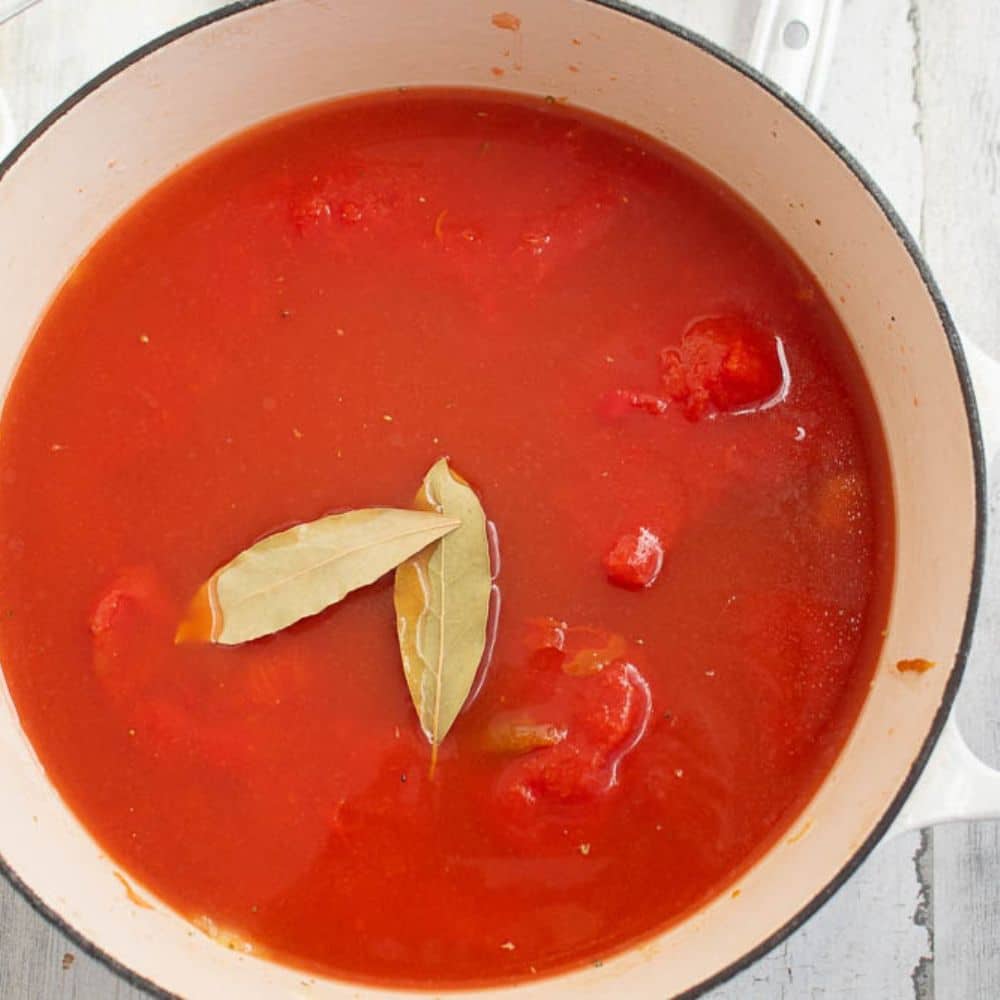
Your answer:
497;659;652;811
660;315;785;420
603;527;665;589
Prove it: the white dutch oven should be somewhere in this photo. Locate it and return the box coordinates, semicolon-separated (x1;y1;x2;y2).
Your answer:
1;1;999;997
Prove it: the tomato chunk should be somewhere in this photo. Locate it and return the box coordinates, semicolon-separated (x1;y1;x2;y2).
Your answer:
603;527;664;589
492;624;653;834
498;659;652;811
90;566;170;639
660;316;783;420
89;567;172;699
524;616;567;652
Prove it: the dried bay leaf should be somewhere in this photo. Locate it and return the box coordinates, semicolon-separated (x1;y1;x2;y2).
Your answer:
394;459;493;756
177;508;460;645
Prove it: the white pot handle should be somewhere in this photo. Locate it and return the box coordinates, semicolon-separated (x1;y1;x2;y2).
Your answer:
889;716;1000;838
887;337;1000;836
747;0;843;113
748;1;1000;834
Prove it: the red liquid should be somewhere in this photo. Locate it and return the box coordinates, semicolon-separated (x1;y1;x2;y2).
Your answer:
0;90;891;987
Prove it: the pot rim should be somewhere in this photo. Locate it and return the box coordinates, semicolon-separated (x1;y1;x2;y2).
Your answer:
0;1;987;997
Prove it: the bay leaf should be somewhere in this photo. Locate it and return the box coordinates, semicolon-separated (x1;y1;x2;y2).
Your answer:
177;508;460;645
394;458;493;757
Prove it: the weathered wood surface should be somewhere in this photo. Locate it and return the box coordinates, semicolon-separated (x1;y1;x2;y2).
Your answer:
0;1;997;997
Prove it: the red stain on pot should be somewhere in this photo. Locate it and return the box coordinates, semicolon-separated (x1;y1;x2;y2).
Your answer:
897;657;936;674
491;12;521;30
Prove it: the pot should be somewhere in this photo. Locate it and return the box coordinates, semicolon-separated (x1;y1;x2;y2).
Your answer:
1;1;998;997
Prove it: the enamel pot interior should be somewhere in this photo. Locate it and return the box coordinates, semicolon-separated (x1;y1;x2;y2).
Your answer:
0;0;982;997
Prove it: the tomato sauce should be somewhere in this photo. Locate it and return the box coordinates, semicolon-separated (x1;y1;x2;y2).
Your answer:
0;90;891;987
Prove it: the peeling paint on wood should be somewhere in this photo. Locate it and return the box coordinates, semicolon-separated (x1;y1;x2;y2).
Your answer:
912;829;934;999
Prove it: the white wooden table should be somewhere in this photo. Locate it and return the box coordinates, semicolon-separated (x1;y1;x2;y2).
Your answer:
1;2;998;997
